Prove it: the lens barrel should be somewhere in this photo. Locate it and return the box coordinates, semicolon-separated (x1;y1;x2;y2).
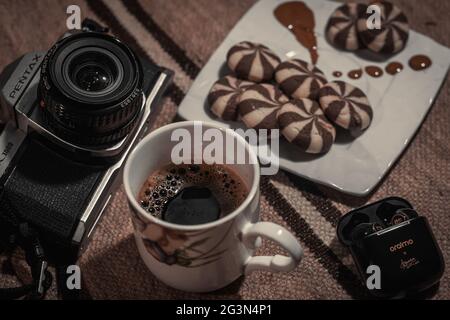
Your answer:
39;32;143;146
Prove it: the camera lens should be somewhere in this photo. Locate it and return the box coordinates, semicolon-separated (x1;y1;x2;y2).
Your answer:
72;61;113;92
39;32;143;146
67;49;121;94
75;64;111;91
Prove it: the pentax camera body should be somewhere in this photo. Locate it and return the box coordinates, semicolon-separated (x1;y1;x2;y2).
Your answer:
0;26;172;264
338;197;445;299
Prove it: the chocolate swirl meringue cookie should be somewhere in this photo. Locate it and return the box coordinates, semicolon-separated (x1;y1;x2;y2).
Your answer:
325;2;367;51
226;41;281;82
318;81;373;131
275;59;327;100
207;76;254;121
277;99;336;154
238;83;288;130
357;1;409;55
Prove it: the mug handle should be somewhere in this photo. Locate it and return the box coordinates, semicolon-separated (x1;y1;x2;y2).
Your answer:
242;222;303;274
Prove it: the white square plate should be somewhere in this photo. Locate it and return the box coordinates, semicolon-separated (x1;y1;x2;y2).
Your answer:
178;0;450;196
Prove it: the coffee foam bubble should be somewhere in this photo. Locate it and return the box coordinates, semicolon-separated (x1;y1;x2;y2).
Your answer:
139;163;248;220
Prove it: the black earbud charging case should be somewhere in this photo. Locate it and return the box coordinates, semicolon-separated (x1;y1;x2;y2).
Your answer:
337;197;445;298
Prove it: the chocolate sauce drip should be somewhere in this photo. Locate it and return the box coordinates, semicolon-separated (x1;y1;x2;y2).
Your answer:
409;55;432;71
274;1;318;64
385;62;404;75
365;66;383;78
348;69;363;79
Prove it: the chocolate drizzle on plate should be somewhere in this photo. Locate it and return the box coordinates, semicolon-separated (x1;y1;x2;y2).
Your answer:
274;1;318;64
337;55;429;80
348;69;363;79
409;55;432;71
385;62;404;75
365;66;383;78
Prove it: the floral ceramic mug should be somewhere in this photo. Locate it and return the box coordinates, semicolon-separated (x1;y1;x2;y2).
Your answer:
123;121;303;292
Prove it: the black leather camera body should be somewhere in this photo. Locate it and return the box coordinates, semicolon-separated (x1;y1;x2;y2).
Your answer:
0;26;172;264
337;197;445;298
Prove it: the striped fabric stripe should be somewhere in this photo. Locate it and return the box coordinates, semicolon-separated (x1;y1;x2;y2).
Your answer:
261;177;368;299
124;0;201;78
285;172;343;228
86;0;185;105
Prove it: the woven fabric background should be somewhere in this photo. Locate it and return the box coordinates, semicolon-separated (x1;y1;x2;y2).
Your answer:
0;0;448;299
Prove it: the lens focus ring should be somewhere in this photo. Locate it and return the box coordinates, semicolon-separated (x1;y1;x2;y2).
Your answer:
39;87;142;145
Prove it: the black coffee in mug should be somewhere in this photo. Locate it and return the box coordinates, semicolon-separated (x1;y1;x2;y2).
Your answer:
138;164;249;225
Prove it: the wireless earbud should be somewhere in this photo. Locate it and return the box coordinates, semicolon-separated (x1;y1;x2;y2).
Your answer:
389;208;418;226
350;222;384;242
